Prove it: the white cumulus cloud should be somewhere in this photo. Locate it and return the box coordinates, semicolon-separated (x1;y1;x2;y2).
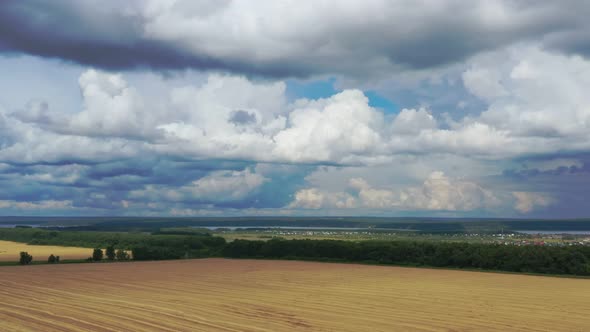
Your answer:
512;192;552;213
288;172;504;212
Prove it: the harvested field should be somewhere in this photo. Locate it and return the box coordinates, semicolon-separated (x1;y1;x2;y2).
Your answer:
0;240;91;262
1;259;589;331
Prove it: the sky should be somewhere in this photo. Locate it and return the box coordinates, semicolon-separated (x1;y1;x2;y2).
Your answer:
1;1;590;218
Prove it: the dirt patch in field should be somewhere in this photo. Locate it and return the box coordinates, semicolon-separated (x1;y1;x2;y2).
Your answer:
1;258;589;331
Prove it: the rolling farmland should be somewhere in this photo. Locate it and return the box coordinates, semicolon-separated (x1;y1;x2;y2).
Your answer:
1;259;589;331
0;240;91;262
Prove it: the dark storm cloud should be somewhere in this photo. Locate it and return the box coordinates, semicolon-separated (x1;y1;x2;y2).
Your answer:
228;110;257;126
0;154;305;213
0;1;218;70
2;1;590;78
503;165;590;179
0;1;303;77
86;162;154;180
0;176;77;201
502;154;590;181
502;169;590;219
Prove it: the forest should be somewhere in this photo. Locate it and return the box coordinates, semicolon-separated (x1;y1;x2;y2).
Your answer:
223;239;590;276
1;228;589;275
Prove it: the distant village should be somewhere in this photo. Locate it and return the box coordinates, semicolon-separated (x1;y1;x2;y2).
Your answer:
220;228;590;247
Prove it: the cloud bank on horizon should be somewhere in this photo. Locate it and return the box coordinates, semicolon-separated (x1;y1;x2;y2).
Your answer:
1;0;590;217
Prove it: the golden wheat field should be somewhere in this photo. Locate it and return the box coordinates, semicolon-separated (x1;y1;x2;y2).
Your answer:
0;240;92;262
1;259;589;332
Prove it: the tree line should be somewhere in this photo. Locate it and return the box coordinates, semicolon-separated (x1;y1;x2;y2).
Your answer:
8;228;590;276
223;238;590;276
18;245;130;265
2;228;226;263
88;246;131;262
0;228;217;248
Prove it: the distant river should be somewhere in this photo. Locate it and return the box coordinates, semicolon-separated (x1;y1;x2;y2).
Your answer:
517;230;590;235
201;226;381;231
